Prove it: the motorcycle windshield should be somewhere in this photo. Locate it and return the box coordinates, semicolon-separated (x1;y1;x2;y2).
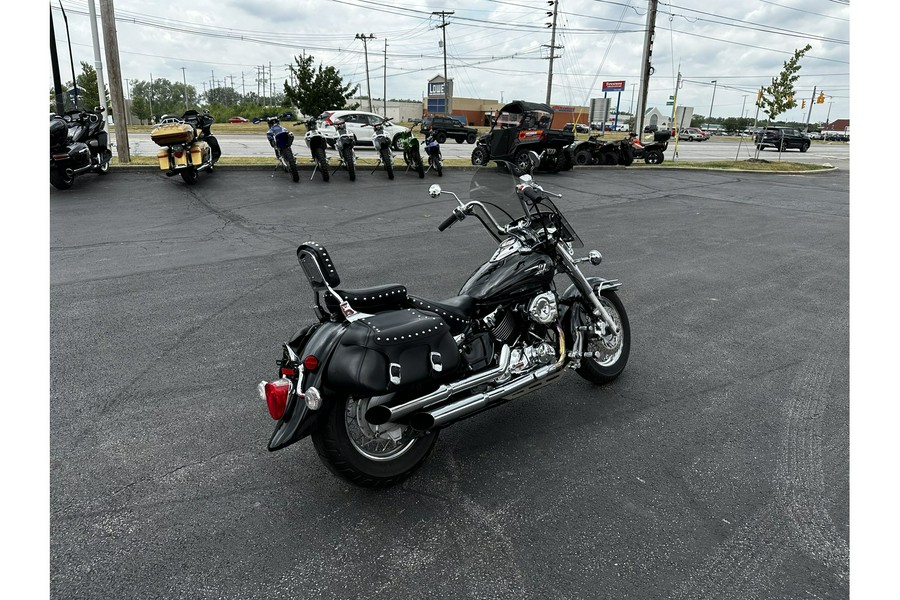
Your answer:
465;166;583;247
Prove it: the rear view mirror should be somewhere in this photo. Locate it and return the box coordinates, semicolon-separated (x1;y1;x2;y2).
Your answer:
429;184;442;198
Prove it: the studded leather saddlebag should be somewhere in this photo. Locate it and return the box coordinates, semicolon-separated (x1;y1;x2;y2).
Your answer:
326;308;460;396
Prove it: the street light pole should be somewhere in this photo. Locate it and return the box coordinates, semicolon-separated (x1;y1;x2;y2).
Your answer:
707;80;717;130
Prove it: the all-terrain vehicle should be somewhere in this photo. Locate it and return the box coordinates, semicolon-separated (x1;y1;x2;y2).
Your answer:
471;100;574;175
570;135;634;166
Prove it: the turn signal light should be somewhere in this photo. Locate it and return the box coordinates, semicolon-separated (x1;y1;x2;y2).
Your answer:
259;378;291;420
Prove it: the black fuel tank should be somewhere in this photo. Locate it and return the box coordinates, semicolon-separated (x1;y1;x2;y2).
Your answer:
459;253;554;305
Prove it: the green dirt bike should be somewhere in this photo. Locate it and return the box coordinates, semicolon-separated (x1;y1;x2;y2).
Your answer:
396;127;425;179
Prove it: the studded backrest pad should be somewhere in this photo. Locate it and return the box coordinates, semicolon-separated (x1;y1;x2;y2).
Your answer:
297;242;341;287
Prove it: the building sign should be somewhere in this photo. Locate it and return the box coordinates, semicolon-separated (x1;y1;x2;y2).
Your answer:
551;105;576;112
602;80;626;92
428;82;445;96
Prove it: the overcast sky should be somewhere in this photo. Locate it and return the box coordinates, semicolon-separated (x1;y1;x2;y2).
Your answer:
49;0;850;124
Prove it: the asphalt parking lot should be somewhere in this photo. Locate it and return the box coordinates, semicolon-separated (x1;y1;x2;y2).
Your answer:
50;165;849;599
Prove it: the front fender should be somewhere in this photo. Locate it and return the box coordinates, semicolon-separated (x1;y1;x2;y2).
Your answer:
558;276;623;322
267;321;348;451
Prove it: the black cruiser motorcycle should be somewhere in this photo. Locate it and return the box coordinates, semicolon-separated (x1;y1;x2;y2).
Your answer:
259;155;630;488
49;108;112;190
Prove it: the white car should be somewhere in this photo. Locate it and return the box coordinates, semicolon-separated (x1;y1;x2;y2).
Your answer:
318;110;409;149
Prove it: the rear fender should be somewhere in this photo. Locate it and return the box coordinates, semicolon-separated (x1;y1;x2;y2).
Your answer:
267;321;348;451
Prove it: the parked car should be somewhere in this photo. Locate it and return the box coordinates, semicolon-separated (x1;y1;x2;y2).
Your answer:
318;110;410;149
678;127;710;142
563;122;590;134
421;116;478;144
754;127;811;152
227;116;249;123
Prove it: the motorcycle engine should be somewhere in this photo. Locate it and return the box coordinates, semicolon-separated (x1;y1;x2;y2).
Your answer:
527;292;559;325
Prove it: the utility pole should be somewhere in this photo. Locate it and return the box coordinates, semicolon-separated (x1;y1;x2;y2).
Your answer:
99;0;130;162
804;85;817;132
124;78;133;125
355;34;376;112
181;67;188;110
269;62;273;101
707;79;717;130
671;67;682;160
635;0;659;137
432;11;454;116
87;0;108;118
241;71;246;97
630;83;637;117
383;39;388;116
544;0;560;105
50;8;65;115
824;100;833;130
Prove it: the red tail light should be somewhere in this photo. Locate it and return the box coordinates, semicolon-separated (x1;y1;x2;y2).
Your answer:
174;150;184;158
303;355;319;371
261;379;291;420
325;118;333;125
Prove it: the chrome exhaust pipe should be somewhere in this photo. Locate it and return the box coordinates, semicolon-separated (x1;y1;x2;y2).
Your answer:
408;363;564;432
365;345;512;425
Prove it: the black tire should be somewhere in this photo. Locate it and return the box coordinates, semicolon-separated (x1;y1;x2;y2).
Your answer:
575;149;593;165
283;147;300;182
644;149;664;164
574;290;631;384
466;132;476;144
512;149;534;176
381;148;394;180
433;156;443;177
435;132;447;144
327;140;336;149
50;168;74;190
471;146;489;166
343;148;356;181
315;147;329;182
756;144;764;151
412;149;425;178
95;157;110;175
455;137;464;144
599;150;618;166
561;149;574;171
800;142;810;153
311;395;440;489
618;147;634;166
180;169;199;185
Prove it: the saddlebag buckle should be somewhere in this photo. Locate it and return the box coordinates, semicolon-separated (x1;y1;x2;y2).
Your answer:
430;352;443;373
389;363;402;385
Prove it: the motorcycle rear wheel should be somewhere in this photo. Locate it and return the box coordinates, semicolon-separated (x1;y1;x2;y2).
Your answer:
311;395;439;489
412;149;425;178
50;168;74;190
180;169;199;185
283;147;300;182
574;290;630;384
315;147;329;182
343;148;356;181
381;148;394;180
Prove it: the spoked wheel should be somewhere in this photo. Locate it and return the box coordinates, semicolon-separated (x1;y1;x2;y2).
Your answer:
315;148;329;182
283;147;300;182
311;395;439;489
574;290;631;384
381;149;394;180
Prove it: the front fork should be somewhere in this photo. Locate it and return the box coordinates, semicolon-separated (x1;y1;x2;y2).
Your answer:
556;242;620;335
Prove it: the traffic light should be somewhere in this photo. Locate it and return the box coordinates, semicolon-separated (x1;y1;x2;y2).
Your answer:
817;92;826;104
802;100;806;109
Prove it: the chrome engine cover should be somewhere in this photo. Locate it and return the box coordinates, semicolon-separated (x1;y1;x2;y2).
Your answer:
527;291;559;325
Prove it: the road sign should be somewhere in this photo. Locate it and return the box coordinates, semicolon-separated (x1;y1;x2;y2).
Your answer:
666;101;674;106
602;80;626;93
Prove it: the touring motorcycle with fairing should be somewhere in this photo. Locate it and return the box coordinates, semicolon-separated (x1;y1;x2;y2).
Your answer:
259;155;630;488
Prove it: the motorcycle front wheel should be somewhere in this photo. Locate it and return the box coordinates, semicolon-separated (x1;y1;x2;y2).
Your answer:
573;290;631;384
180;169;199;185
311;395;439;489
343;148;356;181
315;147;330;182
412;149;425;178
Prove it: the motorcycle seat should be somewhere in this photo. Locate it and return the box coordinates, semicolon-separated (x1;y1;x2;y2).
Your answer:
409;295;474;335
324;284;409;314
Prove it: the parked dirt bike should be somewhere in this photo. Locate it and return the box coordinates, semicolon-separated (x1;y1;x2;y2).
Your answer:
362;118;395;180
151;109;221;185
423;128;443;177
49;107;112;190
259;155;631;488
331;119;357;181
628;130;670;165
266;117;299;183
396;127;425;178
304;118;330;182
571;135;634;166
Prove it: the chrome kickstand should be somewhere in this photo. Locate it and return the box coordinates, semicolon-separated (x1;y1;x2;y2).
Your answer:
371;159;382;174
309;161;318;181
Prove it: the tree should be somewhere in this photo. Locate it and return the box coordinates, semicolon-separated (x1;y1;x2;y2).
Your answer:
204;86;242;106
283;54;358;118
757;44;812;153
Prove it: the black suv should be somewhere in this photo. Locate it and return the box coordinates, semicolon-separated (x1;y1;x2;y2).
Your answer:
422;116;478;144
755;127;811;152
